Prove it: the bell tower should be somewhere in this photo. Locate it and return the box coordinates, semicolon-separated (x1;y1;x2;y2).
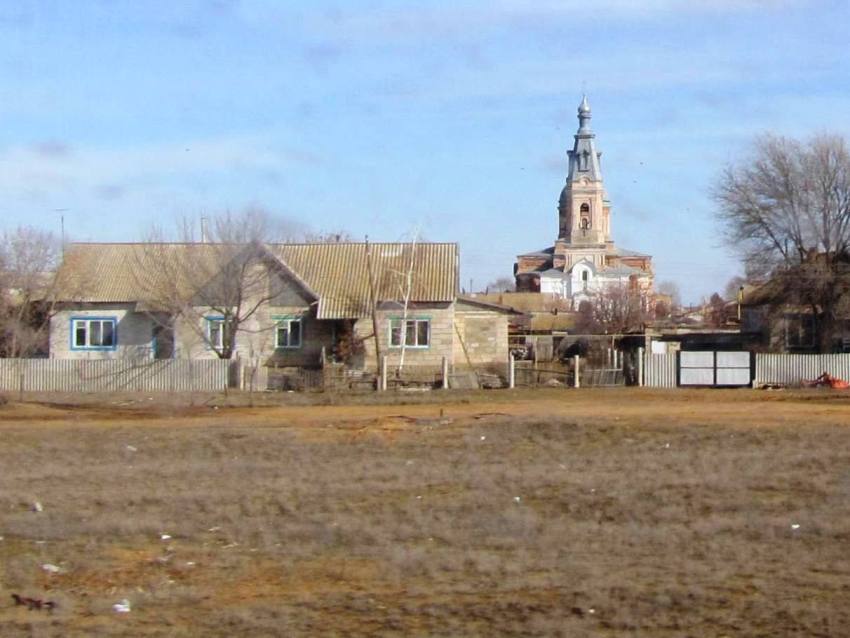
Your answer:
557;96;611;246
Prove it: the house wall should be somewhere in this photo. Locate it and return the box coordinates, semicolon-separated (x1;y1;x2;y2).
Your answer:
172;263;329;365
50;304;156;359
354;303;455;372
452;306;509;372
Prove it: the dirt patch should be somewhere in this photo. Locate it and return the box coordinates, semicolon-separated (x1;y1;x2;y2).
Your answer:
2;389;850;635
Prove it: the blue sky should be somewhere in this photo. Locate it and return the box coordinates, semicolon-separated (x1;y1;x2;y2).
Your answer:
1;0;848;302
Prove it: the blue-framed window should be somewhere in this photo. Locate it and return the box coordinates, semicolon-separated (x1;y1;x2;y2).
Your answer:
70;317;117;350
275;318;302;349
206;316;225;350
389;317;430;348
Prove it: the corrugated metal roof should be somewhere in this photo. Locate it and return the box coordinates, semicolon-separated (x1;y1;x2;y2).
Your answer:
55;242;459;319
271;243;458;319
54;243;230;304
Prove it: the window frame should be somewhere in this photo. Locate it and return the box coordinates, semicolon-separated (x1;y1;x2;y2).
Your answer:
206;316;225;350
69;316;118;351
389;317;431;349
784;314;815;349
274;317;303;349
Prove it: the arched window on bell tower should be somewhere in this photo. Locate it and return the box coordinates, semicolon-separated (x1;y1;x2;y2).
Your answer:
579;203;591;234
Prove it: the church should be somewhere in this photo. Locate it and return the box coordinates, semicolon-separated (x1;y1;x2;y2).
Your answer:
514;96;653;304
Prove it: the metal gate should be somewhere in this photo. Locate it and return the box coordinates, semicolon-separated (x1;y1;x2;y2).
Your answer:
678;351;753;387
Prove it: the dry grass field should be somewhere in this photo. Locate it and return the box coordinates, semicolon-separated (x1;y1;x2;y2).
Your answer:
1;388;850;636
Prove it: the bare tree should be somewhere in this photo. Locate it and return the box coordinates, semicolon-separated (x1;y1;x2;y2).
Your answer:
136;209;295;360
656;280;681;309
303;230;353;243
723;275;748;302
391;232;419;376
485;276;516;293
0;227;61;357
574;282;648;334
714;133;850;351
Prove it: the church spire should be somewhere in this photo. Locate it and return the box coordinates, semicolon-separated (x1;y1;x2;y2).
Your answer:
578;94;591;133
558;94;610;244
566;94;602;183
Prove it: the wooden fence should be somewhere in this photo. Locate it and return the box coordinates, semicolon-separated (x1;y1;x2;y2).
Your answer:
0;359;229;393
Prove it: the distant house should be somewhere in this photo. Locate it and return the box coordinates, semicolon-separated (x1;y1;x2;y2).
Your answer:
741;281;850;354
49;241;516;382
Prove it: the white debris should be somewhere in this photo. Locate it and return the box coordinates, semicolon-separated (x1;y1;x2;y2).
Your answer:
185;561;196;567
207;526;221;532
588;608;596;615
791;523;801;530
41;563;61;574
663;443;670;449
513;496;521;503
405;460;414;466
480;435;486;441
416;495;422;499
160;534;172;541
125;445;138;452
32;501;43;512
113;599;131;613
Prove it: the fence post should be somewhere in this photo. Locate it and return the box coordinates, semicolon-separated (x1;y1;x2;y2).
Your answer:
441;356;449;389
379;355;388;392
638;347;644;387
508;354;515;389
574;355;580;388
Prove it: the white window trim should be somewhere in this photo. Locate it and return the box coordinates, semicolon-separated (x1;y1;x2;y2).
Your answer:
275;318;303;349
389;317;431;349
206;317;225;350
70;317;117;350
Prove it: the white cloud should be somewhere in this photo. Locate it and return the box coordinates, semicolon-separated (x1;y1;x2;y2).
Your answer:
0;133;312;200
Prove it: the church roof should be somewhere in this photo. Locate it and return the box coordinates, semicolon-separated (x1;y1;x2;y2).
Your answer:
602;263;643;276
517;246;554;258
612;246;651;258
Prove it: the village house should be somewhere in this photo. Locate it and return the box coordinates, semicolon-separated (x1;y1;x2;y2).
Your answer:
49;241;516;385
741;283;850;354
515;96;654;304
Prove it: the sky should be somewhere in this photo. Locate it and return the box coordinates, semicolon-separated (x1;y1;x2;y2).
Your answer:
1;0;849;303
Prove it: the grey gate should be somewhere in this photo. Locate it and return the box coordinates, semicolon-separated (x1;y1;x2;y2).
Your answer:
678;351;753;387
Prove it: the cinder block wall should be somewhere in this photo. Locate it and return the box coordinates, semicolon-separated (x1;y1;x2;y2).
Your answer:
354;304;455;372
453;309;508;368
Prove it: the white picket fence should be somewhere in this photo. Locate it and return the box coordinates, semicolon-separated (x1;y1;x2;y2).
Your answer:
753;353;850;387
0;359;229;393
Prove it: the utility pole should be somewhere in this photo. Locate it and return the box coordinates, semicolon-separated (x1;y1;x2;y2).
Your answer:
365;237;383;386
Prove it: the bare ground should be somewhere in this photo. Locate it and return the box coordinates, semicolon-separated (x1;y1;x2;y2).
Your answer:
1;388;849;636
